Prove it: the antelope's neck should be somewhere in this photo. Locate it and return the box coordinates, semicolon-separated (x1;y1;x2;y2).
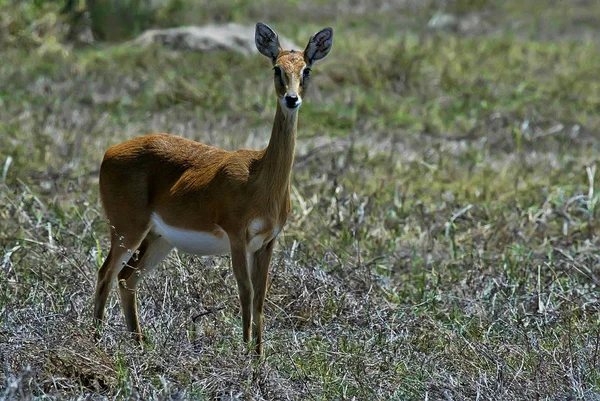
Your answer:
259;103;298;195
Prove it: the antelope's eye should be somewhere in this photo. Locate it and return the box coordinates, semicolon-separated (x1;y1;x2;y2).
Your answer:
303;68;311;77
273;66;282;76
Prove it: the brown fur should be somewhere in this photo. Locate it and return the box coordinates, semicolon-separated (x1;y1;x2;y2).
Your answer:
93;23;333;355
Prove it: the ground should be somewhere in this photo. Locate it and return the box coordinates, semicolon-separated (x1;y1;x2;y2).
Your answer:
1;0;599;399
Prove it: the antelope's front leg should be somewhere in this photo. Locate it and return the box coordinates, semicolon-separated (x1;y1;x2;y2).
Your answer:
229;240;253;345
251;240;275;355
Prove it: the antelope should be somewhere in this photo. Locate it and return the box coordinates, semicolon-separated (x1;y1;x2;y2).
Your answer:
93;22;333;355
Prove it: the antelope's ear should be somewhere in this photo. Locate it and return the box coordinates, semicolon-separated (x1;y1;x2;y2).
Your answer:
255;22;281;64
304;27;333;65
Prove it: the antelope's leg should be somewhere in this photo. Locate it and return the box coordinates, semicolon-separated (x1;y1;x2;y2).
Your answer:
229;239;252;344
251;240;275;355
117;234;173;344
93;229;148;335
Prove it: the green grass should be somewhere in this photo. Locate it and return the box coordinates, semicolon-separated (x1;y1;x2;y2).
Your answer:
1;0;600;399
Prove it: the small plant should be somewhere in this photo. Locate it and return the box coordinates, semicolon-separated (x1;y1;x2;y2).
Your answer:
586;165;599;219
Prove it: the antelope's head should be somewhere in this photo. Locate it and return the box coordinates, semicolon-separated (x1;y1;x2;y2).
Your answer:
255;22;333;112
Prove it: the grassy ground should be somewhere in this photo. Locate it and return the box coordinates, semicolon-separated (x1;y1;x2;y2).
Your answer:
1;0;600;399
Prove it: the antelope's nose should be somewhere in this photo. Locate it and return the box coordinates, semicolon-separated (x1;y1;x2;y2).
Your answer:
284;94;300;108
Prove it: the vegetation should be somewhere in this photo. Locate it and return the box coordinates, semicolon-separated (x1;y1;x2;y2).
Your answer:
1;0;599;399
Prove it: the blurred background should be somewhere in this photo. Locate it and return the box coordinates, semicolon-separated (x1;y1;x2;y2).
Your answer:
1;0;599;399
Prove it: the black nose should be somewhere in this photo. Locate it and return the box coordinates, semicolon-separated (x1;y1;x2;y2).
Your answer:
284;94;299;108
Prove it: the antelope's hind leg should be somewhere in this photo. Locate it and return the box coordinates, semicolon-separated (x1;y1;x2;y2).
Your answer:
117;233;173;345
93;229;149;337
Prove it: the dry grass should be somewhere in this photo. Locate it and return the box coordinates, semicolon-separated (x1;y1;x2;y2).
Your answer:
1;0;600;399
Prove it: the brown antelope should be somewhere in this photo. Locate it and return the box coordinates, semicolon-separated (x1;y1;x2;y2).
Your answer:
93;23;333;355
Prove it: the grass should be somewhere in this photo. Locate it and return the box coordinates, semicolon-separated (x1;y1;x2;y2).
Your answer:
1;0;600;399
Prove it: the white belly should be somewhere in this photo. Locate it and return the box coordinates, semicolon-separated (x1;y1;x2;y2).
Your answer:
151;213;230;255
150;214;275;255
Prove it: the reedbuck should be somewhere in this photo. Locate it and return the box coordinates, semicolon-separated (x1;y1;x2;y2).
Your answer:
93;23;333;354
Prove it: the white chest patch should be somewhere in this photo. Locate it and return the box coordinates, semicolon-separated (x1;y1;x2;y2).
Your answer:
247;218;266;254
151;213;230;256
249;218;264;234
246;219;281;253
